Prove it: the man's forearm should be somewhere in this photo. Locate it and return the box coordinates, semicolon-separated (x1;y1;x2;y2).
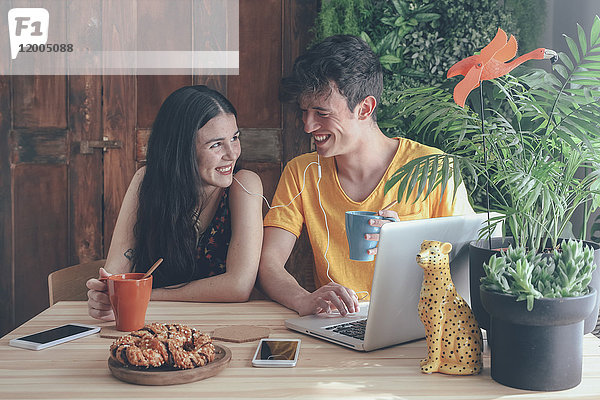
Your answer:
258;264;309;314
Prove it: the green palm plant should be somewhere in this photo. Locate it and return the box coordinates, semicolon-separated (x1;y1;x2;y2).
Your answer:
384;16;600;252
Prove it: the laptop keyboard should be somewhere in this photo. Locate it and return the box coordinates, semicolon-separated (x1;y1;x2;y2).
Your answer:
325;319;367;340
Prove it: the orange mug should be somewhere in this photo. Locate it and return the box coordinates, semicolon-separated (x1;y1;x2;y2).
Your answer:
107;273;152;331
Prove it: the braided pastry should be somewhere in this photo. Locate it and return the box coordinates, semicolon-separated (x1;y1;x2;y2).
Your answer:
110;323;216;369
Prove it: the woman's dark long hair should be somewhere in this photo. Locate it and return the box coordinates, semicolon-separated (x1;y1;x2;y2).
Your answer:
132;85;237;287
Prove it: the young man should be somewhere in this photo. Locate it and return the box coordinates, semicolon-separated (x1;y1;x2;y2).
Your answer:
258;35;473;317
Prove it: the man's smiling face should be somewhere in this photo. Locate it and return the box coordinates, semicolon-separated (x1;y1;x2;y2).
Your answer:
299;85;364;158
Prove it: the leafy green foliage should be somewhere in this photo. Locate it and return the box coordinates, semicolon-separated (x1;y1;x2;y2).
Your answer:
385;16;600;253
312;0;517;137
481;240;596;311
312;0;371;40
398;0;516;85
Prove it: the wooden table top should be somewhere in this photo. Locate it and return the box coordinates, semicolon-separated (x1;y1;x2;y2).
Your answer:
1;300;600;399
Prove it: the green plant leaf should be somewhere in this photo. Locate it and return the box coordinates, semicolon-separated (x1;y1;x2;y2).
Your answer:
554;127;580;149
562;119;596;149
564;34;581;63
524;183;543;210
414;13;440;23
591;15;600;46
553;64;569;80
396;173;410;203
420;107;451;132
360;32;376;52
452;158;462;201
391;0;405;16
578;23;588;55
440;156;450;202
424;155;439;199
572;70;600;79
407;161;420;202
415;160;430;202
526;295;534;311
384;171;401;194
579;62;600;70
379;54;403;64
565;78;600;86
559;52;575;71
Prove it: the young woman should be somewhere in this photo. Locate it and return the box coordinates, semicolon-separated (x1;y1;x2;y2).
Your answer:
87;85;263;321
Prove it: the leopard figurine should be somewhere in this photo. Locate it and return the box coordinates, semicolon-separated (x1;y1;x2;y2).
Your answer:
416;240;483;375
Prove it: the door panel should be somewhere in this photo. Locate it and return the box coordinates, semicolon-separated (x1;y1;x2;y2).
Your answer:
10;129;67;164
12;77;67;129
13;165;68;327
67;0;104;265
69;76;103;264
0;75;13;336
137;76;193;128
10;72;70;328
102;75;136;253
11;0;67;129
228;0;282;128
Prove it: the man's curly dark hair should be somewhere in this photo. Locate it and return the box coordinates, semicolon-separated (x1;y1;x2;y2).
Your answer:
280;35;383;120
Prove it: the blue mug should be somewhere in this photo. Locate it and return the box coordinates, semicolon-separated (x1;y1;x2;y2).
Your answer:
345;211;396;261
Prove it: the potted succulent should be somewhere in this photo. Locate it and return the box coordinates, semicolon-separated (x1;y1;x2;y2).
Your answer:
480;240;597;390
384;16;600;332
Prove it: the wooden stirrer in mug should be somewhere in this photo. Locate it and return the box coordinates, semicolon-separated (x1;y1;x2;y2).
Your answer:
142;258;164;279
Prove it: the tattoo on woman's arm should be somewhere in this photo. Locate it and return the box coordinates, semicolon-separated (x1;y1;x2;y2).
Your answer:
124;248;135;260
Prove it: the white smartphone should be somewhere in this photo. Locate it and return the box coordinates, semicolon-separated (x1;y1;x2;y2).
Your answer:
251;338;301;368
9;323;100;351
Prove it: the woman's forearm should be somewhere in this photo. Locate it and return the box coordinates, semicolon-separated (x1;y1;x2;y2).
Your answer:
150;271;254;303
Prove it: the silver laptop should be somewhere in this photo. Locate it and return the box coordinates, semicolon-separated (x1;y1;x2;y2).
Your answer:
285;213;496;351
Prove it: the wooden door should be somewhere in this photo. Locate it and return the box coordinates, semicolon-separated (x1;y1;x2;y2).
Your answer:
0;0;318;337
0;72;104;336
0;1;105;336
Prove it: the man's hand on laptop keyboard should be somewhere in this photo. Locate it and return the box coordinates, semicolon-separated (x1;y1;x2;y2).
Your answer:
295;282;359;317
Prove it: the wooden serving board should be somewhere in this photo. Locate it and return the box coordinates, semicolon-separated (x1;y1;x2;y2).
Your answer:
108;344;231;385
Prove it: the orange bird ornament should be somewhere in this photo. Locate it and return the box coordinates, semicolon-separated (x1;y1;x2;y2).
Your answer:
447;28;558;107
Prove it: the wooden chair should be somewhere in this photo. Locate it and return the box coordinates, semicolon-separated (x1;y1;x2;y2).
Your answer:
48;259;106;305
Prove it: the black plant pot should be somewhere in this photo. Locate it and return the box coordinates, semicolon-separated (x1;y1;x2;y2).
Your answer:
469;237;600;334
481;286;597;391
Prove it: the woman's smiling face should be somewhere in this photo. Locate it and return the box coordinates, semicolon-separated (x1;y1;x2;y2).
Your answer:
195;113;241;189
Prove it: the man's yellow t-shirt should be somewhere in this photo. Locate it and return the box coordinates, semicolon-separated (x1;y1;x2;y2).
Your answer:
263;137;474;296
